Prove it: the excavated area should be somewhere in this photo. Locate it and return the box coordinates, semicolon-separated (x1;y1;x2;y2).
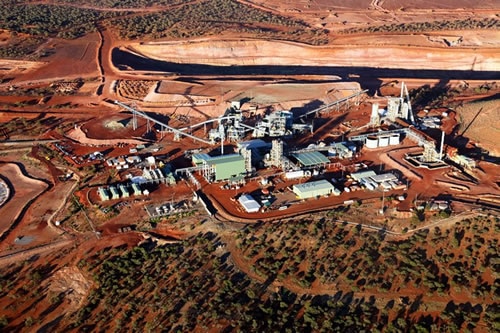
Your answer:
124;38;499;71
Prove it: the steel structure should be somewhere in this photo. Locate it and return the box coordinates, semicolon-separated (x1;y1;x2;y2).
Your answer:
297;89;368;120
115;101;213;145
386;82;414;124
349;129;407;142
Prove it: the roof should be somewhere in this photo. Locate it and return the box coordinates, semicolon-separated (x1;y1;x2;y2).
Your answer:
207;154;244;166
238;194;261;213
330;142;349;152
237;139;270;150
370;173;398;183
351;170;377;181
192;153;211;163
293;151;329;167
293;179;334;193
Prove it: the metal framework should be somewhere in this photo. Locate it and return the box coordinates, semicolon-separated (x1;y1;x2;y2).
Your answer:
298;89;368;120
115;101;213;145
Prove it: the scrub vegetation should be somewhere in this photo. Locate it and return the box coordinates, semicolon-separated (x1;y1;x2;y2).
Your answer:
2;215;496;331
58;0;185;8
110;0;328;44
0;0;327;59
342;18;500;34
0;4;120;39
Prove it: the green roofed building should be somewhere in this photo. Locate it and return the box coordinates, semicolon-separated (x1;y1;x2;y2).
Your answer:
293;179;337;199
208;154;246;181
190;153;247;182
292;151;330;167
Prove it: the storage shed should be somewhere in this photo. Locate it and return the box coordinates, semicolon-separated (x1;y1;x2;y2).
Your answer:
119;184;130;198
238;194;261;213
131;183;142;196
351;170;377;182
98;187;110;201
109;186;120;200
293;179;337;199
370;173;398;183
292;151;330;167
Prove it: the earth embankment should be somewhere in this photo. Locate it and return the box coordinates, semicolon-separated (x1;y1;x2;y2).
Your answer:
126;39;500;71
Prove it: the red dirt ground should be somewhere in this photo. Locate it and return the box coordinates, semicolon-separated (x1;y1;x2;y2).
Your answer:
0;162;48;240
0;1;498;331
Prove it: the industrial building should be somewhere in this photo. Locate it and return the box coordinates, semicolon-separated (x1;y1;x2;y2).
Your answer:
350;170;401;191
191;153;248;182
98;187;110;201
364;134;400;149
238;194;261;213
131;183;142;196
292;151;330;168
237;139;270;152
109;186;120;200
293;179;339;199
119;184;130;198
142;166;176;185
351;170;377;182
253;110;293;137
328;142;353;159
209;154;247;181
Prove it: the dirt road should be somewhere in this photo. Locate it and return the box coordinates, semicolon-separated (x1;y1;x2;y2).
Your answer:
0;239;73;267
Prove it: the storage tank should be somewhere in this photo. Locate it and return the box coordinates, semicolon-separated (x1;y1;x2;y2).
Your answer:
438;203;448;210
378;136;390;147
389;134;400;145
365;136;378;149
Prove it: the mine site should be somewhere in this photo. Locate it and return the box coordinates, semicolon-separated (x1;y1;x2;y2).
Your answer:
0;0;498;332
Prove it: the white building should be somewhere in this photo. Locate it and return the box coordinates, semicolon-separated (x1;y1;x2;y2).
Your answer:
238;194;261;213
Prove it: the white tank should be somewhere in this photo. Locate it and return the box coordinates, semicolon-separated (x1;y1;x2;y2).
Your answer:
366;136;378;149
378;136;389;147
389;134;400;145
438;203;448;210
